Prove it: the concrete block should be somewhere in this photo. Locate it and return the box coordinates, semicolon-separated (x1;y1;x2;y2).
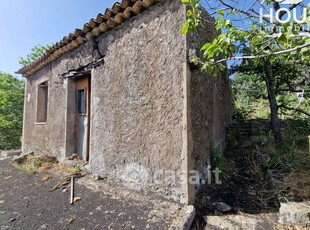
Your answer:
169;205;195;230
183;205;196;230
206;213;279;230
0;150;22;158
279;202;310;225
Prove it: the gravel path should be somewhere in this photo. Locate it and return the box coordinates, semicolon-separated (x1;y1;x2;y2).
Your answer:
0;157;190;230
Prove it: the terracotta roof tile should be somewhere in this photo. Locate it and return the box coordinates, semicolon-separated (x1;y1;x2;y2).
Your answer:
16;0;160;77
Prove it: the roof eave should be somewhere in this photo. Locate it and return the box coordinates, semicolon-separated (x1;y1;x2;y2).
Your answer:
15;0;160;77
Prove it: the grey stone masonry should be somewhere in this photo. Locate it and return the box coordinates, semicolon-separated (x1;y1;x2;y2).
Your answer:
279;202;310;225
21;0;233;204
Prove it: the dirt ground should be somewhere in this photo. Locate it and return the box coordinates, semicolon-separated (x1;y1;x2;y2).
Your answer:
193;143;279;228
191;121;310;229
0;157;191;230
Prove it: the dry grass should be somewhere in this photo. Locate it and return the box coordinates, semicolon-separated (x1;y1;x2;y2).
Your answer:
13;153;57;174
13;153;81;179
279;167;310;201
13;154;43;174
56;164;81;175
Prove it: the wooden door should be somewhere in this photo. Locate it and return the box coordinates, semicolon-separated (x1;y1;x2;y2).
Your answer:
75;76;91;161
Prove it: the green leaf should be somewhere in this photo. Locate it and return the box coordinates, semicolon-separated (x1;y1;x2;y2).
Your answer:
181;23;189;34
217;10;225;16
278;33;288;46
181;0;190;4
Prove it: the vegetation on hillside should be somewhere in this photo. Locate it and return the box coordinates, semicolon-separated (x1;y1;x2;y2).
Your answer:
182;0;310;209
182;0;310;143
233;72;310;120
0;44;51;150
0;72;24;150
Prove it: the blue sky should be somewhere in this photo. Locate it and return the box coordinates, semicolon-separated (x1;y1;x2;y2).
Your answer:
0;0;116;76
1;0;308;77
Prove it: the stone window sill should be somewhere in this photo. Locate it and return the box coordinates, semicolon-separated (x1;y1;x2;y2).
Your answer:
35;122;47;125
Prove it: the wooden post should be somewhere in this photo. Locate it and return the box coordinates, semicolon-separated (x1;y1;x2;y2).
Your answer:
70;176;74;205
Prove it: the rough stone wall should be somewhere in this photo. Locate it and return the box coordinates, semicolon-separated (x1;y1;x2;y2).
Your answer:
187;11;233;184
22;0;188;203
22;65;67;160
89;0;187;202
22;41;96;161
189;69;233;179
22;0;233;204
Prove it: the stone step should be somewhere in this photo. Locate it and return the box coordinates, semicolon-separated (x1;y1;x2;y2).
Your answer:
205;213;279;230
0;150;22;158
203;202;310;229
279;202;310;226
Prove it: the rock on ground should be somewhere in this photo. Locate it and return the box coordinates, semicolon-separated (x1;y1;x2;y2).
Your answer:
279;202;310;225
205;213;279;230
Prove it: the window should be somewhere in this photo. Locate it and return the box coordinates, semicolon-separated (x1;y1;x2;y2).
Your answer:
77;89;86;115
36;81;48;123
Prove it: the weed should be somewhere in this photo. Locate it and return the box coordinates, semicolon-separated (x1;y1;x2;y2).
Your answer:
14;153;43;174
210;146;228;180
251;119;309;172
58;164;81;174
225;126;240;156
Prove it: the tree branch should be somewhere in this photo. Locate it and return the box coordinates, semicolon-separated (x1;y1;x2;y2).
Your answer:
278;3;302;20
215;42;310;63
265;33;310;38
218;0;281;24
276;89;310;93
218;0;261;19
278;104;310;117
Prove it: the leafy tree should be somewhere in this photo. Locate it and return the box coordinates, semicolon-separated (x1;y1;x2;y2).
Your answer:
19;44;51;67
232;72;310;119
232;73;268;118
182;0;310;143
0;72;24;150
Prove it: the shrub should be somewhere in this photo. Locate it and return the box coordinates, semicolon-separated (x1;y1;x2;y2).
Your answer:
0;73;24;150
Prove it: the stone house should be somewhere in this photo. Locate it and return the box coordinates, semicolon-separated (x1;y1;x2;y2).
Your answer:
17;0;233;204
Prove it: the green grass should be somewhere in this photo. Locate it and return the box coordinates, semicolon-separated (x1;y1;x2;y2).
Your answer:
252;119;309;172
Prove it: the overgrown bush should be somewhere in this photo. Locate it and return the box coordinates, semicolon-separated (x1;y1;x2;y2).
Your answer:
257;119;309;172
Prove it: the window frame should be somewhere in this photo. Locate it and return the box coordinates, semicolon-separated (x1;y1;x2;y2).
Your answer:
35;81;49;124
76;88;87;116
